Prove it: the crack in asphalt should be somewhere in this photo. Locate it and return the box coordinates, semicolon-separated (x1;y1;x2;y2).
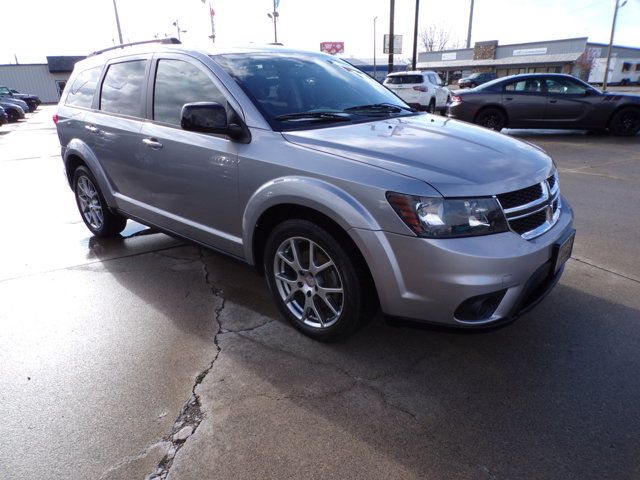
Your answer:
145;248;224;480
571;256;640;284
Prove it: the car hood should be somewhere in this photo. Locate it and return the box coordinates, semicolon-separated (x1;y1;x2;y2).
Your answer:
282;114;553;197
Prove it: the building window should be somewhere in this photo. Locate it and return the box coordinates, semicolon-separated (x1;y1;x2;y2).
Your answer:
622;62;631;72
635;63;640;72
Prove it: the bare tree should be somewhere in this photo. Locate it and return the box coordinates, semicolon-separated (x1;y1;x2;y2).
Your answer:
419;24;461;52
575;48;599;81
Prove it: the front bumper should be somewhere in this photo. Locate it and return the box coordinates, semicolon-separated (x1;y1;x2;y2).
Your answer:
351;197;574;327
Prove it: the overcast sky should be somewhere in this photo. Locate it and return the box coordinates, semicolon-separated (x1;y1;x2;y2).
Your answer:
1;0;638;64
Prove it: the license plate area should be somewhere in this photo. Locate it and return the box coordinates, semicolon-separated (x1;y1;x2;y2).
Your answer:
553;229;575;274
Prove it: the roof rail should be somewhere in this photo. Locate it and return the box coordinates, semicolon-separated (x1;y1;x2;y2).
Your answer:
88;38;181;57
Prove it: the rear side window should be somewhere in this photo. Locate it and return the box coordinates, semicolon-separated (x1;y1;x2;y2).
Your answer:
100;60;147;117
385;75;423;84
65;66;102;109
153;59;226;126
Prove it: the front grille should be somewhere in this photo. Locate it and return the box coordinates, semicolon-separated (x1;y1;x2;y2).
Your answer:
497;184;543;210
497;172;560;240
510;210;547;235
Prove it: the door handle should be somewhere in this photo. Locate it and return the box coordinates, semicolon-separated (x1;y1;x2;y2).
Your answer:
142;138;163;149
505;97;513;101
85;125;99;134
549;100;558;104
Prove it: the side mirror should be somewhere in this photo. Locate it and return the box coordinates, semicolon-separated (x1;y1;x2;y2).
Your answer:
181;102;250;142
181;102;228;133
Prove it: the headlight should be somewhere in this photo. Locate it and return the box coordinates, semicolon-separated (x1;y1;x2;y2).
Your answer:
386;192;508;238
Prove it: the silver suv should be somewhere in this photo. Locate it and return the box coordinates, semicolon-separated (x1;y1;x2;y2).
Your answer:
55;40;575;341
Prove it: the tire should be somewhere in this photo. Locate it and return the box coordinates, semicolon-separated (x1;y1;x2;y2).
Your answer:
263;219;372;342
428;99;436;114
6;109;19;123
73;166;127;237
475;107;506;131
609;107;640;137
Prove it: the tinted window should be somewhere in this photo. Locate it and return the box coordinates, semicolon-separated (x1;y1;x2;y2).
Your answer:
427;74;437;84
545;78;588;95
385;75;423;84
65;66;102;109
100;60;147;117
504;79;542;93
153;59;226;126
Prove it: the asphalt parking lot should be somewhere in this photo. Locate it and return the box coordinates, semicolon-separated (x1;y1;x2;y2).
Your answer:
1;106;639;480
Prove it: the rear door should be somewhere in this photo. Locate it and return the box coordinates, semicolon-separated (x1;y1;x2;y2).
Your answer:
543;77;593;126
501;77;546;127
83;54;150;199
134;53;242;255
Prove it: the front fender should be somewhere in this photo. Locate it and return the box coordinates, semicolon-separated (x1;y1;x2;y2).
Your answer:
64;138;117;208
242;176;381;265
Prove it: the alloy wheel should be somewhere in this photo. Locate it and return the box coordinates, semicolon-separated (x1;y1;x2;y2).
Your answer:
76;175;104;230
273;236;344;329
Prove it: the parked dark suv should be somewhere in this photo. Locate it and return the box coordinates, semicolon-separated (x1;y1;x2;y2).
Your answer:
54;40;574;341
458;72;497;89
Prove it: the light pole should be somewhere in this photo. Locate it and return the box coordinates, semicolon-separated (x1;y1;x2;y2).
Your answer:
411;0;419;70
603;0;627;91
387;0;395;75
373;16;378;81
466;0;474;48
267;0;279;44
172;20;187;41
112;0;123;45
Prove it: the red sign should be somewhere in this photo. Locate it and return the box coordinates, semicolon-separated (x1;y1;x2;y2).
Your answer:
320;42;344;55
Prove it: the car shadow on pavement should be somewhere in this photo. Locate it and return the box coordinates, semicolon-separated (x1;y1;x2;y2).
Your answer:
92;235;640;479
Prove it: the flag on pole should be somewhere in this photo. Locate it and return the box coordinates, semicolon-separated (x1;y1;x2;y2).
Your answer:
274;0;280;9
210;5;215;16
208;1;216;43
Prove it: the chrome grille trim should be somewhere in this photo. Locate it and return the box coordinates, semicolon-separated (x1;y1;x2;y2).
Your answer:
496;172;561;240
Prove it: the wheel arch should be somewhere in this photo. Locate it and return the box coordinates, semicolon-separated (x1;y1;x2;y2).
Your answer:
63;139;117;207
606;103;640;130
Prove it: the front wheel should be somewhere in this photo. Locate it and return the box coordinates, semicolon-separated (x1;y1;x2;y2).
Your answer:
475;108;506;131
609;107;640;137
73;166;127;237
264;219;372;341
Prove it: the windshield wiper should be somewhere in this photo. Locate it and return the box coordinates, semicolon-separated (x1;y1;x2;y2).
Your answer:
343;103;417;114
275;111;352;122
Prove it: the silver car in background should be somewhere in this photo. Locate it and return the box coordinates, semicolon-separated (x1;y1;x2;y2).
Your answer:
55;41;575;341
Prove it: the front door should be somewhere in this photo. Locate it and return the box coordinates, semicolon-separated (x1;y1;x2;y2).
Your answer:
135;55;242;255
543;77;592;126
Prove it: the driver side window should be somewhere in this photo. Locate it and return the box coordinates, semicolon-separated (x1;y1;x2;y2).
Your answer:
545;78;588;95
153;59;227;126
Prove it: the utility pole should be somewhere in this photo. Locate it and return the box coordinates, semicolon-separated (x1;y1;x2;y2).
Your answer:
466;0;474;48
112;0;123;44
603;0;627;91
412;0;420;70
373;16;378;81
387;0;395;74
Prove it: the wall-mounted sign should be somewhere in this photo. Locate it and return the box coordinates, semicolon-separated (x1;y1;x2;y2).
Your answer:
320;42;345;55
441;52;457;60
383;35;403;54
513;47;548;56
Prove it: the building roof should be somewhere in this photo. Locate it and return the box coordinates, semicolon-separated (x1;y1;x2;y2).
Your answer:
46;56;86;73
417;52;582;70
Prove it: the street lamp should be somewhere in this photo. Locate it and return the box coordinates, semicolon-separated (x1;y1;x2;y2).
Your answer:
172;20;187;41
267;0;279;44
603;0;627;91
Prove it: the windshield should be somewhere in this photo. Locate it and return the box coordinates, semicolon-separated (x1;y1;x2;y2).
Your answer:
214;52;415;130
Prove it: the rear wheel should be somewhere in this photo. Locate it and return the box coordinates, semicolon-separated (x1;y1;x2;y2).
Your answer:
73;166;127;237
475;107;506;131
609;107;640;137
264;219;371;342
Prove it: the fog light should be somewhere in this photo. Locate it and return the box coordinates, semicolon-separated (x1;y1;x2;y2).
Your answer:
454;289;507;321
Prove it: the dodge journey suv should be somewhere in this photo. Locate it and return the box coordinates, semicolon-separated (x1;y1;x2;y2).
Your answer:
55;39;575;341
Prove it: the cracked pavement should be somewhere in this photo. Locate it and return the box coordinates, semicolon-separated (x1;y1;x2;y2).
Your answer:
1;108;639;479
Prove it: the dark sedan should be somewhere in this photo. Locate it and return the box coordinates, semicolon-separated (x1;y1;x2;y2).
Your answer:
458;72;497;89
447;73;640;136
